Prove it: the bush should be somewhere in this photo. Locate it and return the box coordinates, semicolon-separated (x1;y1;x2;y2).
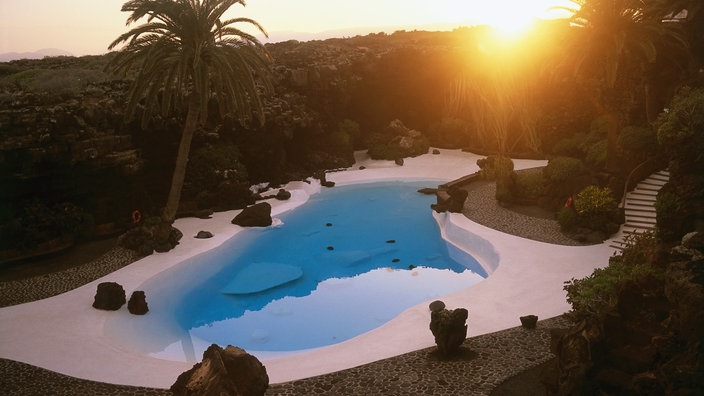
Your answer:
477;156;514;180
656;86;704;173
542;156;590;209
185;144;248;193
655;189;682;242
513;170;544;205
574;185;619;233
337;119;361;148
321;119;358;161
575;185;618;217
0;200;85;251
495;173;516;204
618;125;659;159
366;132;430;160
558;206;579;231
184;144;251;210
367;140;406;160
584;139;607;169
427;117;470;148
550;115;610;170
543;156;586;184
654;88;704;241
564;232;662;318
553;132;590;158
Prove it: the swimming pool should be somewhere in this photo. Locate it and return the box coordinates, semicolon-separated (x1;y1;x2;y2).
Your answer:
108;181;486;361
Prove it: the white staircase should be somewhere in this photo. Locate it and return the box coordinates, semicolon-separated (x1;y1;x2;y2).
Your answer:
609;170;670;251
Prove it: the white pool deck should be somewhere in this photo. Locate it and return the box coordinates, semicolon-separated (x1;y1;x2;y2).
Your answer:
0;149;617;388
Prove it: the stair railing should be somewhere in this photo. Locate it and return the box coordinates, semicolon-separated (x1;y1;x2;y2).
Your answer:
620;158;659;208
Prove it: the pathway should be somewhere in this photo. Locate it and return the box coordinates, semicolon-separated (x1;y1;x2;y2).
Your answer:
609;169;670;250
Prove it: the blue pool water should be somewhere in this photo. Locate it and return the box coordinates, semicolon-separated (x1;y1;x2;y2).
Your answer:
112;181;486;360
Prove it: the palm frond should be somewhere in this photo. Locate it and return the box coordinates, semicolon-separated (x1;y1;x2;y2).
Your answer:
106;0;272;125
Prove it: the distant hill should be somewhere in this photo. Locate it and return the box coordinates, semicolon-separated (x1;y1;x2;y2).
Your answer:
0;48;74;62
264;22;463;43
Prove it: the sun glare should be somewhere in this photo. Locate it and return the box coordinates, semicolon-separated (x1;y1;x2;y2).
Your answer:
462;0;574;39
479;8;537;38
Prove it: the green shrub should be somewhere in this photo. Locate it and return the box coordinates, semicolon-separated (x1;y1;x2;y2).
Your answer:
654;190;679;222
618;125;658;159
495;173;516;204
185;144;248;193
656;86;704;172
337;119;361;148
329;129;350;147
52;202;85;236
0;200;85;251
367;142;405;160
618;231;661;268
327;119;359;158
405;134;431;157
142;216;162;227
184;144;251;210
564;232;662;318
584;139;607;169
427;117;470;148
543;156;586;184
575;185;618;217
574;185;619;232
551;116;608;164
590;115;609;137
513;170;544;204
477;156;514;180
366;132;429;160
553;132;590;158
542;156;590;209
558;206;579;231
654;189;681;242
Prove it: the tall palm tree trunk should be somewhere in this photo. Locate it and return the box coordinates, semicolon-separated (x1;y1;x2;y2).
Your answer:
162;92;201;224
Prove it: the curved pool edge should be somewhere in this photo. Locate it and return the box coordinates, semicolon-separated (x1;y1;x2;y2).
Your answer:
432;211;499;276
258;212;616;384
0;149;616;388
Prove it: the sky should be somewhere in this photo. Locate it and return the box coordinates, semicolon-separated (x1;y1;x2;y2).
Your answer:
0;0;575;56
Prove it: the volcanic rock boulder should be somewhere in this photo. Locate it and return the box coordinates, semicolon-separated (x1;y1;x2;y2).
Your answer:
275;189;291;200
429;307;469;357
540;317;606;395
232;202;272;227
314;170;335;188
195;230;214;239
520;315;539;329
92;282;126;311
119;221;183;255
431;187;468;213
127;291;149;315
429;300;446;313
171;344;269;396
446;187;468;213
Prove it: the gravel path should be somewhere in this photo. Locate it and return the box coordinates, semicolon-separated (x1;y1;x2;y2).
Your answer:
461;179;587;246
0;175;577;395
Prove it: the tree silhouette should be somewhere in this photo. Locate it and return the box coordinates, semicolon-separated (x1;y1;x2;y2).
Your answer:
556;0;687;171
107;0;272;232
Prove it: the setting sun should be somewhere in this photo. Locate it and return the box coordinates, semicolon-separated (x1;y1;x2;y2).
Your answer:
0;0;579;56
468;3;540;37
456;0;576;38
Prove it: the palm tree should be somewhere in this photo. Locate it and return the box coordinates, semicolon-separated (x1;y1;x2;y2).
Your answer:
107;0;272;230
556;0;687;170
